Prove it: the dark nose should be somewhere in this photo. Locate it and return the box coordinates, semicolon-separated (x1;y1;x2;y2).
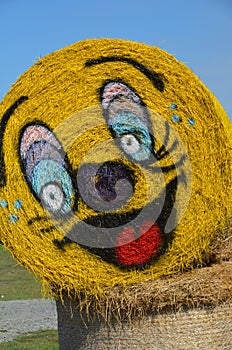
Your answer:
95;161;134;201
77;161;135;212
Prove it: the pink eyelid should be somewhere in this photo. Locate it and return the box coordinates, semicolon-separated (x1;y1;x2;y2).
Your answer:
20;125;62;159
102;82;141;109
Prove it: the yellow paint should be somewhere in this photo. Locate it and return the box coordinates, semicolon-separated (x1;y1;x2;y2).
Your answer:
0;39;231;298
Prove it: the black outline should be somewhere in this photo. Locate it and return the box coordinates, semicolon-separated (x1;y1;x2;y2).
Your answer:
54;176;177;270
99;80;184;175
100;79;156;165
19;121;79;215
85;56;165;92
2;82;183;271
99;78;147;107
0;96;28;187
52;79;186;269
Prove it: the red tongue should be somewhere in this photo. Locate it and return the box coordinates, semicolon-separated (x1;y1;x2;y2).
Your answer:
115;220;162;266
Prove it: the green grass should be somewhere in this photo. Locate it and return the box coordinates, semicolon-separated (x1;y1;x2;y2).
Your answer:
0;330;58;349
0;246;58;348
0;245;43;301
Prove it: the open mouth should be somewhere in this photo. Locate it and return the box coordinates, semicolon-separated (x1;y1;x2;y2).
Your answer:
54;174;177;269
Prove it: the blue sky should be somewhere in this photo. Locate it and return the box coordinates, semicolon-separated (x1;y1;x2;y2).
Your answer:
0;0;231;119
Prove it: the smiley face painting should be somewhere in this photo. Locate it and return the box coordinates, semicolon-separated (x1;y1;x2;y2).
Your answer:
0;39;231;297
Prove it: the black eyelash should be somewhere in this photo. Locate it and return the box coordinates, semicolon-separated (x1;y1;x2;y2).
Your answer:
150;120;187;173
155;121;171;160
28;216;50;225
53;237;73;250
28;216;62;234
154;138;179;164
40;226;58;233
151;154;187;173
157;121;170;150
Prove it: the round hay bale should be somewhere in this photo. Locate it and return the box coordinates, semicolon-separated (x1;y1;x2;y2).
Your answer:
57;299;232;350
0;39;231;306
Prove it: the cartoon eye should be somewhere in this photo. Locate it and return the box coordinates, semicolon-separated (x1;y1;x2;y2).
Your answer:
111;111;152;161
32;159;73;214
20;124;74;215
101;82;153;161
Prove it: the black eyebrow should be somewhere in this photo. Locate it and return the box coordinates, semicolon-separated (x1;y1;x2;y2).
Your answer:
85;56;165;92
0;96;28;187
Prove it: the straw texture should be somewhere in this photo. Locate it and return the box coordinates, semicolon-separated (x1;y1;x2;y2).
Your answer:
56;226;232;349
0;38;231;300
57;298;232;350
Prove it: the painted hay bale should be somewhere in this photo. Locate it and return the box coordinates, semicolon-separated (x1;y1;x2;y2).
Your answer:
0;39;231;304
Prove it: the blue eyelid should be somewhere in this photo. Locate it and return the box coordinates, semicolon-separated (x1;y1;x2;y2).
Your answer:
32;159;73;213
111;112;152;161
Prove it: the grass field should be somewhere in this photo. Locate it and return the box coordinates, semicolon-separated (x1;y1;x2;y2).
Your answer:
0;245;58;348
0;245;42;301
0;330;58;350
